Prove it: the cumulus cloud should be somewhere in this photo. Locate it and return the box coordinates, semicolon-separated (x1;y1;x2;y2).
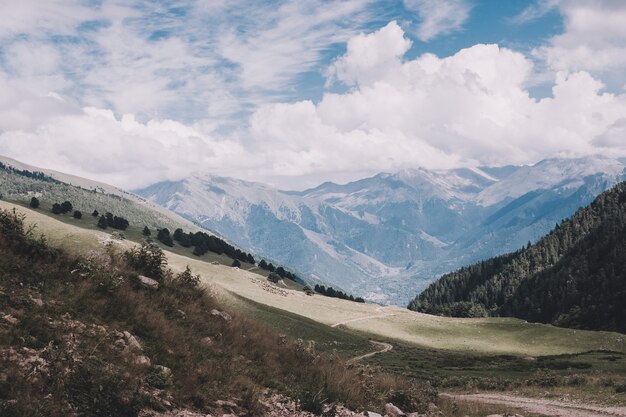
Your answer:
533;0;626;85
403;0;471;41
0;107;250;189
1;15;626;191
248;22;626;184
327;21;411;87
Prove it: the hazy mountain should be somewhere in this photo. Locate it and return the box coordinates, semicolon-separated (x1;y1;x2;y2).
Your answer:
136;156;626;305
409;181;626;333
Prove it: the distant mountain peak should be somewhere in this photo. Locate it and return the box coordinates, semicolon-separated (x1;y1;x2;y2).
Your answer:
137;156;626;305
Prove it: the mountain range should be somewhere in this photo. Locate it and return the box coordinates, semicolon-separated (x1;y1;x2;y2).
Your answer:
409;181;626;333
136;156;626;305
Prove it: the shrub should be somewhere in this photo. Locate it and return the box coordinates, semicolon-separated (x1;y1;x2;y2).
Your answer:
231;259;241;268
174;266;201;288
29;196;40;208
125;241;168;281
61;200;73;214
268;272;281;283
97;215;108;229
297;389;326;415
73;210;82;219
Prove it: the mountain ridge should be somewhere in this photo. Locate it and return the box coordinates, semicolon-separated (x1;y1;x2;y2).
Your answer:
408;181;626;333
136;155;626;304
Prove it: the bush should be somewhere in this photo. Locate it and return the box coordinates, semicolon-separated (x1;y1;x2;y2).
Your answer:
297;389;326;415
61;200;73;214
29;196;40;208
97;215;108;229
174;266;201;288
125;241;168;281
268;272;281;283
73;210;82;219
231;259;241;268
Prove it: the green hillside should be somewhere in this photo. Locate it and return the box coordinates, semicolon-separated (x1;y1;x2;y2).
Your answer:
409;182;626;333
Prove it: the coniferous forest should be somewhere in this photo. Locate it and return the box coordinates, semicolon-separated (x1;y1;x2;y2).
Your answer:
408;182;626;333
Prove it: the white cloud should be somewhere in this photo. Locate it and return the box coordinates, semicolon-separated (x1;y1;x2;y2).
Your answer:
403;0;471;42
0;107;250;189
1;9;626;191
533;1;626;85
0;0;375;125
511;0;560;24
246;24;626;185
327;21;411;87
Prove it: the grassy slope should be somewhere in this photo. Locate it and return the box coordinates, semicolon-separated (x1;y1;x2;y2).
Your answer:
3;200;625;359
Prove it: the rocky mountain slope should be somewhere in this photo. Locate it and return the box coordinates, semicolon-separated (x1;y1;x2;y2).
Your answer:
409;181;626;333
136;156;626;305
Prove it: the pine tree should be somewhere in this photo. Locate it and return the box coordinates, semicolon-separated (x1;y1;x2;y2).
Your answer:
60;201;73;214
97;215;108;229
51;203;62;215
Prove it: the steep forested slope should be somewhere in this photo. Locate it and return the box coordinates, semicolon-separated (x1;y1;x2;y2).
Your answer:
408;182;626;333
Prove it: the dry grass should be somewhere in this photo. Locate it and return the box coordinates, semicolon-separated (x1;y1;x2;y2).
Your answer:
0;207;435;416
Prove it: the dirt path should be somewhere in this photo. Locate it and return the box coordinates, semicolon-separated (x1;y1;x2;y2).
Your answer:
330;307;396;328
441;393;626;417
347;340;393;365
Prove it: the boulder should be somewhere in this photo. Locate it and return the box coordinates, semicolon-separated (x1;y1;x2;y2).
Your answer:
123;331;143;351
200;337;213;347
210;309;232;321
135;355;151;367
364;412;383;417
384;403;405;417
1;314;19;325
138;275;159;290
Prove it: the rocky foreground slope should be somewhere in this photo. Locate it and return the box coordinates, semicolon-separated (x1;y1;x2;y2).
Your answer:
0;207;444;417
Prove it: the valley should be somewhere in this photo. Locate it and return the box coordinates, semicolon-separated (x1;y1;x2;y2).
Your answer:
136;156;626;305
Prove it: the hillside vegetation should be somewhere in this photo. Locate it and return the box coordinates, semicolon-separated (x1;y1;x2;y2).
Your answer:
0;162;186;231
0;207;436;416
409;182;626;333
0;159;316;290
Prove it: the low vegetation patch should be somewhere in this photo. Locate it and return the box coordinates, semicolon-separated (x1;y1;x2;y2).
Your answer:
0;208;435;416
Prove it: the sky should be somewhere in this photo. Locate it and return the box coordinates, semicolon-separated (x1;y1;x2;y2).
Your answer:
0;0;625;190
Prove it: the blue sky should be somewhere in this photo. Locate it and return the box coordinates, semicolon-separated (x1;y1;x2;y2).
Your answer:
0;0;625;189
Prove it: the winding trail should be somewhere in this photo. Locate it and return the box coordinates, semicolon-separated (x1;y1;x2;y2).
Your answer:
347;340;393;365
440;393;626;417
330;307;397;328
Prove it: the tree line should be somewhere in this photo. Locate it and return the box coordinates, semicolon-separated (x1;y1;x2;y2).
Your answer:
0;162;58;183
408;181;626;333
314;284;365;303
29;195;311;287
